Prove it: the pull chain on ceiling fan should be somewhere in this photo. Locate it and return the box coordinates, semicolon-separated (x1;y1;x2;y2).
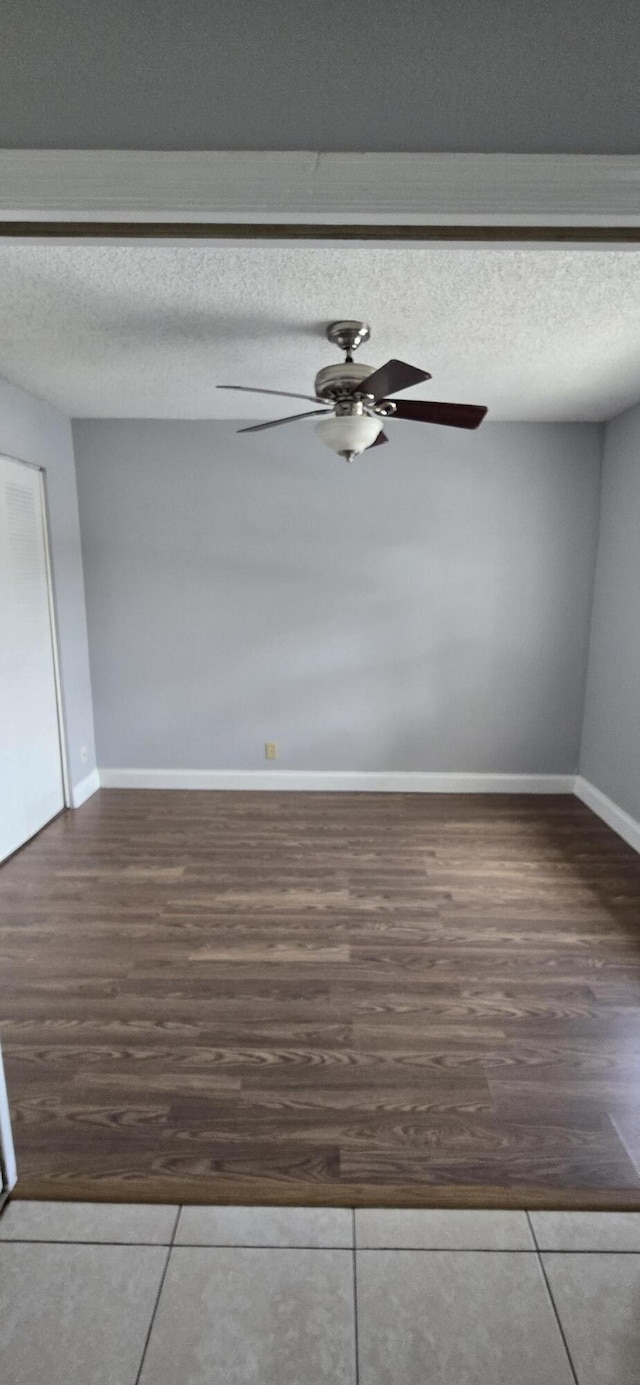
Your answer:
218;321;488;461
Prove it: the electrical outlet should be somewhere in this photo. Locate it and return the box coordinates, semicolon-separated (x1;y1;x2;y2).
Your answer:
80;745;88;764
265;741;278;760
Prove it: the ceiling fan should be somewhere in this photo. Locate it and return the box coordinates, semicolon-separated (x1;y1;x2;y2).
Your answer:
218;321;488;462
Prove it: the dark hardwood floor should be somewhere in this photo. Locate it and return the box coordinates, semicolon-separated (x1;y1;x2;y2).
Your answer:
1;790;640;1207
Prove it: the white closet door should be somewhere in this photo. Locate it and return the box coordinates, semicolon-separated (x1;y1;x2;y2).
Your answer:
0;455;65;863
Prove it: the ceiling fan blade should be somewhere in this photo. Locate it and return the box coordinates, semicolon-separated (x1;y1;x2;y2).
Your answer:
238;409;330;434
391;400;488;430
218;385;322;404
367;431;389;448
359;359;431;400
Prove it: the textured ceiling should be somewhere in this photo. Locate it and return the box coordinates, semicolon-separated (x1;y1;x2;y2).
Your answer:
0;245;640;421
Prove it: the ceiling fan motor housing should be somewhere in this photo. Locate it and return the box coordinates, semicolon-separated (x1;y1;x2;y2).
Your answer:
314;361;376;402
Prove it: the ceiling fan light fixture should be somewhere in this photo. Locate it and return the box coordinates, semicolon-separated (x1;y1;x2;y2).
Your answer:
314;412;383;460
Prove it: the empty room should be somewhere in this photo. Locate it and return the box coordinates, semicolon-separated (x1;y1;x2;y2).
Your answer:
1;230;640;1380
1;2;640;1381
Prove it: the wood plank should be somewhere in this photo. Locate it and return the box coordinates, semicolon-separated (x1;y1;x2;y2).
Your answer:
2;224;640;241
1;789;640;1206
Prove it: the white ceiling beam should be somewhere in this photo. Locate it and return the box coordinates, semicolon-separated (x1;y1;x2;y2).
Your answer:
0;151;639;226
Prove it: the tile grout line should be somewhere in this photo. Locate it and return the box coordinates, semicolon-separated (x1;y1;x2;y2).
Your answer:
169;1205;182;1245
353;1246;541;1254
133;1206;182;1385
0;1240;175;1248
352;1208;360;1385
525;1209;539;1253
7;1246;640;1257
525;1212;580;1385
153;1241;358;1251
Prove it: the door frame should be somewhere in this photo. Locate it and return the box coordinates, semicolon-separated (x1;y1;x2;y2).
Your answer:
1;451;71;812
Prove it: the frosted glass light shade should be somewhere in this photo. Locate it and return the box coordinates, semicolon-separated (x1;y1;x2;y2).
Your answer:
314;413;383;458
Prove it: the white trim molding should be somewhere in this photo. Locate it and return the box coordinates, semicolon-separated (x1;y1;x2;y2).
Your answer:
0;152;639;227
0;1043;17;1202
98;769;575;794
574;776;640;855
70;768;100;808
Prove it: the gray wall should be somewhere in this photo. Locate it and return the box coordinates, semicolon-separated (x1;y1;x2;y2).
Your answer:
580;404;640;820
74;419;601;775
1;0;639;152
0;376;96;791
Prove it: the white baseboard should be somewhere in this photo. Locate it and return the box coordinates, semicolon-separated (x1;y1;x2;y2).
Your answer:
84;767;640;855
574;776;640;855
98;768;575;794
70;768;100;808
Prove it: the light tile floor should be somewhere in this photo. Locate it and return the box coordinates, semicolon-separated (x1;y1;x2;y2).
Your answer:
1;1202;640;1384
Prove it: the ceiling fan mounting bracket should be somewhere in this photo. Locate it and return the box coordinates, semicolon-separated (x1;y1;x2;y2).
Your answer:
326;320;371;359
